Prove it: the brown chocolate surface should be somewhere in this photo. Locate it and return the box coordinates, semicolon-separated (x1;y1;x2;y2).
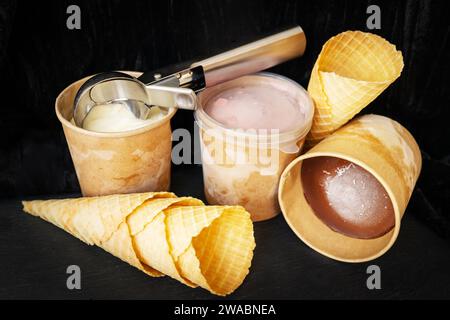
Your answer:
301;156;395;239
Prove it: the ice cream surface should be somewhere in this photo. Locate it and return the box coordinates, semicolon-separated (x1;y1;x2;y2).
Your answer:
301;156;395;239
82;102;167;133
203;75;309;132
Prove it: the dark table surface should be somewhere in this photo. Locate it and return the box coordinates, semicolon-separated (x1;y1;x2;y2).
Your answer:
1;164;450;300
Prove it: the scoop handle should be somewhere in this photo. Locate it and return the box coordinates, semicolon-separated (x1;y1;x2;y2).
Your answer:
191;26;306;87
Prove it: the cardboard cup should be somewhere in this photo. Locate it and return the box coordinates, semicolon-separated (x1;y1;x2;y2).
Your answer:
55;72;176;196
279;114;421;262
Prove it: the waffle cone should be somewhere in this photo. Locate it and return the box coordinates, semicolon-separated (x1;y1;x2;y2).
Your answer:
22;193;255;296
307;31;404;146
165;206;255;295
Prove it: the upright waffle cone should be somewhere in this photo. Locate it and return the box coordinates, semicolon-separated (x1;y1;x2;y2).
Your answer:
22;193;255;296
307;31;404;146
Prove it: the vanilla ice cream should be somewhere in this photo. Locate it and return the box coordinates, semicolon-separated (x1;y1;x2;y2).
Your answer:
81;102;168;133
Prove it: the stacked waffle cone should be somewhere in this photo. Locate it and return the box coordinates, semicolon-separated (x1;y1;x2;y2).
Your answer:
22;192;255;296
307;31;404;146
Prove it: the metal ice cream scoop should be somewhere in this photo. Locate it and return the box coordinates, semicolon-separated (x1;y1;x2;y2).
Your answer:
73;26;306;127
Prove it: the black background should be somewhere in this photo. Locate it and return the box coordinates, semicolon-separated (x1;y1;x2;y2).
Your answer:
0;0;450;300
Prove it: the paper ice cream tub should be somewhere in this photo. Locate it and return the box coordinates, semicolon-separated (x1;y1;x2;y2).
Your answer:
55;72;176;196
306;31;404;147
195;73;314;221
279;114;421;262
